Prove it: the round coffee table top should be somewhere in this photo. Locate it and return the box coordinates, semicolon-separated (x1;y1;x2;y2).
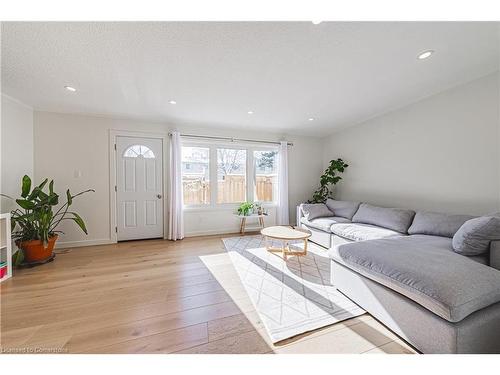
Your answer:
261;226;312;240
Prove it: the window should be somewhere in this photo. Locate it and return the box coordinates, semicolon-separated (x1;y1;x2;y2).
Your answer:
124;145;155;158
217;148;247;203
254;151;278;202
182;147;210;205
181;143;279;208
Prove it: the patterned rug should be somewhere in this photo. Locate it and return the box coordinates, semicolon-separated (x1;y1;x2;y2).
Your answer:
222;235;365;343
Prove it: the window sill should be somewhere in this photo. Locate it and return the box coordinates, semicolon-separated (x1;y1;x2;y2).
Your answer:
183;204;278;213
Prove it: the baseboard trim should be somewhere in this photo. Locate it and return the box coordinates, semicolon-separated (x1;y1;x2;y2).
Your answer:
55;225;298;245
55;238;116;249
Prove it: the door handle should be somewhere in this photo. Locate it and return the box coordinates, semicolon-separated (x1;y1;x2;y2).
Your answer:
156;194;162;199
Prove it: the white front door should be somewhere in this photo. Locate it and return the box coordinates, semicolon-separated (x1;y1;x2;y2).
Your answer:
116;136;164;241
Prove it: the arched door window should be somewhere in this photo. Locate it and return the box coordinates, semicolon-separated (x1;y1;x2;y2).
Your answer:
123;145;155;159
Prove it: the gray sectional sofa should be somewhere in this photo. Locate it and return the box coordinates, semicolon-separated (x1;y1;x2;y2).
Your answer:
297;200;500;353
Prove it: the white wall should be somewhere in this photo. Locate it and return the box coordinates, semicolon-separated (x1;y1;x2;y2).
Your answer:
323;72;500;215
12;71;500;249
1;94;34;213
33;111;324;247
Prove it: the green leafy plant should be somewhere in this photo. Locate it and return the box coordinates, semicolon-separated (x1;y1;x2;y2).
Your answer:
1;175;94;247
308;158;349;203
237;202;254;216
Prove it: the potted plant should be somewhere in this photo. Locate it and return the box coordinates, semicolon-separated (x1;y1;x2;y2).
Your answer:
308;158;349;203
237;202;254;216
253;202;263;215
1;175;94;265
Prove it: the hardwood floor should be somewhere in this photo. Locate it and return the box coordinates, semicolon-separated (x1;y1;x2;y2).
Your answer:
0;235;416;354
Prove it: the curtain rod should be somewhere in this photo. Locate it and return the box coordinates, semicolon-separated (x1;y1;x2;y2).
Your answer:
168;132;293;146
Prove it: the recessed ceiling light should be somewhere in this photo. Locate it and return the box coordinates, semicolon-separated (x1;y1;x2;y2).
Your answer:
169;100;177;105
308;118;315;121
247;111;254;115
312;21;322;25
64;86;76;92
417;50;434;60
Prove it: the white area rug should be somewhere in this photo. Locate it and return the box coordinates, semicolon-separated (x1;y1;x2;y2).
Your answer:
222;235;365;343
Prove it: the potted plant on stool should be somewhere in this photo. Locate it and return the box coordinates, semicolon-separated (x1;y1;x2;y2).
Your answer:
1;175;94;266
237;202;254;216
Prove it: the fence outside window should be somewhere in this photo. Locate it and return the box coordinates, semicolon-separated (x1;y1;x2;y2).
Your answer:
183;175;276;205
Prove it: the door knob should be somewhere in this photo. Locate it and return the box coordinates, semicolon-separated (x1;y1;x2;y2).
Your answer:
156;194;162;199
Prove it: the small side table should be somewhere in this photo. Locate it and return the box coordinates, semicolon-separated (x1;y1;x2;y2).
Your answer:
236;214;267;234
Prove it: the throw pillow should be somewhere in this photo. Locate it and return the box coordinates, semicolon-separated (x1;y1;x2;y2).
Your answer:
452;216;500;256
300;203;333;221
325;199;361;220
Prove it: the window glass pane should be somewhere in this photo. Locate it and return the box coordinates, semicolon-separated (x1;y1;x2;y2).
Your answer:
254;150;278;202
124;145;155;158
182;147;210;205
217;148;246;203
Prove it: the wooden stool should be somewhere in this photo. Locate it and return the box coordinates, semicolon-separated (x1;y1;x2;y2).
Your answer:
236;214;266;234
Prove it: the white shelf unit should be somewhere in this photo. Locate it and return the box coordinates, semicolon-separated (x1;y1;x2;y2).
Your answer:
0;213;13;282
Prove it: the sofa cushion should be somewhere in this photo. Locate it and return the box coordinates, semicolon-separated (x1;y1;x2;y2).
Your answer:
491;241;500;270
396;234;489;265
330;223;403;242
325;199;361;220
452;216;500;256
351;203;415;233
329;235;500;322
300;203;333;221
469;254;489;265
300;216;350;233
408;211;475;238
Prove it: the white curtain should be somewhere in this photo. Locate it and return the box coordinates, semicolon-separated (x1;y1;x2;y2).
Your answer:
277;141;289;225
168;131;184;240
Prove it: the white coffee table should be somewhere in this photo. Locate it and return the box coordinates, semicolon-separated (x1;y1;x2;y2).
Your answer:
261;226;312;260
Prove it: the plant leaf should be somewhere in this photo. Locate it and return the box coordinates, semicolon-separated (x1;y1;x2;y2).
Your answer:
70;212;88;234
16;199;35;210
48;193;59;206
21;175;32;198
49;180;54;195
27;187;41;200
66;189;73;206
38;178;48;190
37;190;49;201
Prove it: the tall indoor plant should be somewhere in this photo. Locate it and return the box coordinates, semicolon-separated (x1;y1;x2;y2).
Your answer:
1;175;94;265
308;158;349;203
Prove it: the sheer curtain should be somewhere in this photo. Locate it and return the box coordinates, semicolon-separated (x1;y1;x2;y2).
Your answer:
168;131;184;240
277;141;289;225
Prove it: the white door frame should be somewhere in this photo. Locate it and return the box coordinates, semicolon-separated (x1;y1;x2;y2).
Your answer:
109;129;168;243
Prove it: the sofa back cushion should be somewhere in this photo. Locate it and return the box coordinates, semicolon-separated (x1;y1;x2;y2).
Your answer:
331;223;403;242
351;203;415;233
325;199;360;220
452;216;500;256
300;203;333;221
408;211;475;238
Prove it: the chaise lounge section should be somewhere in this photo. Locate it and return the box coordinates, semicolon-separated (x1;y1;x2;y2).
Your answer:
297;200;500;353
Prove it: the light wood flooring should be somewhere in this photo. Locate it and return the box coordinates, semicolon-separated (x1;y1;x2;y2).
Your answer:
0;235;416;354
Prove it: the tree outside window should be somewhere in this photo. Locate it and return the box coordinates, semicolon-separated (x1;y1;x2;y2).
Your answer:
217;149;246;203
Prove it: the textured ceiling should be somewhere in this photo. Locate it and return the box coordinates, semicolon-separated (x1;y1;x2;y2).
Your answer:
1;22;499;135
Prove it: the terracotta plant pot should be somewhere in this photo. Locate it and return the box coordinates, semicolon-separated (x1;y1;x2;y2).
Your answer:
18;235;58;263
